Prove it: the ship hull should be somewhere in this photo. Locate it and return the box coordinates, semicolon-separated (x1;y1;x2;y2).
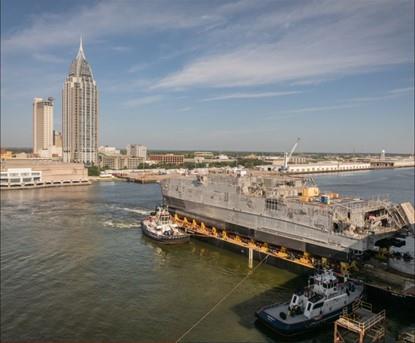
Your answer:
255;305;346;337
164;195;349;260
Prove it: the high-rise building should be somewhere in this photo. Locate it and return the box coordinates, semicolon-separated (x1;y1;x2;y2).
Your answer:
62;38;98;164
53;130;63;147
127;144;147;160
33;97;54;158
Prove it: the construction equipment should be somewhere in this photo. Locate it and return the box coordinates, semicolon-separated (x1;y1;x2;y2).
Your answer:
279;138;300;172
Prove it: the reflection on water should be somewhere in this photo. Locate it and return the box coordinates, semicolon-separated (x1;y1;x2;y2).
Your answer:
1;169;414;342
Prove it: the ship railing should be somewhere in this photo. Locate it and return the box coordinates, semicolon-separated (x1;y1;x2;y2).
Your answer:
339;300;385;332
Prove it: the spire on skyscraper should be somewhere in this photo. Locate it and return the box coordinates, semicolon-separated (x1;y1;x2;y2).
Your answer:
69;36;93;78
77;35;86;59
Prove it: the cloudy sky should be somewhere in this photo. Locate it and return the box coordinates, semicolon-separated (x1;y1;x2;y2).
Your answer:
1;0;414;153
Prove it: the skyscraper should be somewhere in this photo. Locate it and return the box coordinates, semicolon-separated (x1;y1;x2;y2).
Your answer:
62;38;98;164
33;97;54;158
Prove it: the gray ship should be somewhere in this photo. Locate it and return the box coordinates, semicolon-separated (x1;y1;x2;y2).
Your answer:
160;171;414;261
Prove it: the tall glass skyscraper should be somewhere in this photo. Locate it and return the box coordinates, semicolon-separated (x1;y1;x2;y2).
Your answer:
62;38;98;164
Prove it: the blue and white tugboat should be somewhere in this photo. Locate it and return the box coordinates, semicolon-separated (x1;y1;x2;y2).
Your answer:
141;206;190;244
255;269;363;336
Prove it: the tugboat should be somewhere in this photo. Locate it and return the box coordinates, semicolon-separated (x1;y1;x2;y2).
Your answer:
255;269;364;336
141;206;190;244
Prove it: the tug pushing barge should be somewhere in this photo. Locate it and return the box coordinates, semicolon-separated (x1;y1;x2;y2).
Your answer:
162;172;413;259
160;171;415;299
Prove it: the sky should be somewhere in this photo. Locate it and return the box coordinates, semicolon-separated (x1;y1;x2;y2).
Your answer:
1;0;414;153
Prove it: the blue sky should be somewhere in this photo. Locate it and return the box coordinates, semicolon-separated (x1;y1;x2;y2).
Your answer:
1;0;414;153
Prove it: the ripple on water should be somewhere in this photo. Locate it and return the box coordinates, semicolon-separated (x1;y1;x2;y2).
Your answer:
1;176;414;341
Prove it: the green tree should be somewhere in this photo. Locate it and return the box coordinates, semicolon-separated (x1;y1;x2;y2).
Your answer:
88;165;100;176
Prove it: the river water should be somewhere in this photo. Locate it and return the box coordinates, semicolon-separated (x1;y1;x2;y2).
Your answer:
1;168;414;342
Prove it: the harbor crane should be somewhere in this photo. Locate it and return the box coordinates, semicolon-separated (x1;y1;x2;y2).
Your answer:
279;138;300;172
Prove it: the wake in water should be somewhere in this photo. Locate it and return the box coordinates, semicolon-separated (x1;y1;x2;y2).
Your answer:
119;207;152;215
103;220;140;229
111;206;152;216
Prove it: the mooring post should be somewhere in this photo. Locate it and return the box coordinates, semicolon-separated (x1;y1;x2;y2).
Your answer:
248;247;253;269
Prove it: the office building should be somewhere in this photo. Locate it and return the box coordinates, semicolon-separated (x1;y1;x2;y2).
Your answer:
33;97;54;157
100;155;144;170
149;154;184;165
53;130;63;147
127;144;147;160
62;38;98;164
98;146;120;156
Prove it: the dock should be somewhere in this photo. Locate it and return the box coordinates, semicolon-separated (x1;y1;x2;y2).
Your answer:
114;172;181;184
334;300;386;343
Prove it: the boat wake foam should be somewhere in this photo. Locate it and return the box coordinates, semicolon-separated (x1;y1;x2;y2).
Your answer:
117;207;152;215
103;220;139;229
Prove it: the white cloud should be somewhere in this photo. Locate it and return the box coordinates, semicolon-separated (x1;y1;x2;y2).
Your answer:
202;91;301;101
1;1;223;53
281;104;357;114
32;53;66;63
177;107;192;112
388;87;414;94
123;95;162;108
154;1;413;89
112;46;131;52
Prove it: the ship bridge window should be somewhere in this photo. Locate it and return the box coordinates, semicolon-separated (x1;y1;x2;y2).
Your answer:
313;302;324;310
266;198;278;211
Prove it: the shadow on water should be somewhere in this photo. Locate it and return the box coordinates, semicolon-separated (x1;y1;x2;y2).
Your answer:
230;273;334;343
231;274;305;329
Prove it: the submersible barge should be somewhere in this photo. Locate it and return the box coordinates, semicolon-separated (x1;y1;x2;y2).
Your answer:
161;171;414;262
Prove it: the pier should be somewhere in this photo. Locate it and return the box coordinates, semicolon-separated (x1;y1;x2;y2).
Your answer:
334;300;386;343
114;172;181;184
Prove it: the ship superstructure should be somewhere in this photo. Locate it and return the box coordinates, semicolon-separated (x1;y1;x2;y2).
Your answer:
161;172;413;261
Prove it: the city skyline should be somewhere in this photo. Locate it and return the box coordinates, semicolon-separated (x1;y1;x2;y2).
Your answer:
1;0;414;153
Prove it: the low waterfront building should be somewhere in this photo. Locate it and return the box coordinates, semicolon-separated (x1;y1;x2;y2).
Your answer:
271;156;307;165
127;144;147;160
1;159;89;189
0;150;13;160
99;154;144;170
149;154;184;165
289;162;371;173
98;146;121;156
370;157;415;168
218;154;229;160
257;161;371;173
194;151;214;158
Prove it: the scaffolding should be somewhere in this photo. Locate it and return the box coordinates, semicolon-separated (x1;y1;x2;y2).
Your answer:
397;329;415;343
334;300;386;343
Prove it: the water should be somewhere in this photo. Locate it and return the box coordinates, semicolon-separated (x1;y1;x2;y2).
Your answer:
1;168;414;342
314;167;414;204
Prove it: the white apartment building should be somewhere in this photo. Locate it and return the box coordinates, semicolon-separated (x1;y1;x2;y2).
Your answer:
33;97;54;158
127;144;147;160
98;146;120;156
